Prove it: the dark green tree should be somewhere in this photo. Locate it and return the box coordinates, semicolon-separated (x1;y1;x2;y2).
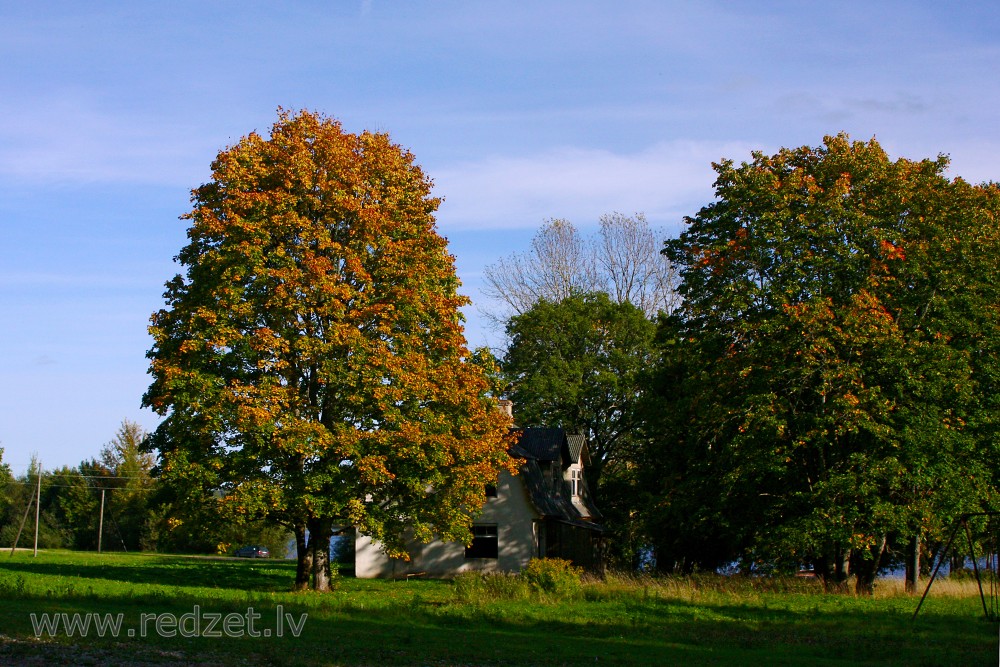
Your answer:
0;448;22;547
0;458;69;550
502;292;656;565
0;448;12;522
74;419;159;551
656;134;1000;591
503;292;656;478
633;321;750;574
47;465;101;550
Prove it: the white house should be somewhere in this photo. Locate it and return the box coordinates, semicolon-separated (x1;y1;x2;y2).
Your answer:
354;426;604;578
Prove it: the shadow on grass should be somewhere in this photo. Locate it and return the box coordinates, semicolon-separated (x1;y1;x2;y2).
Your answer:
0;590;992;666
294;602;992;667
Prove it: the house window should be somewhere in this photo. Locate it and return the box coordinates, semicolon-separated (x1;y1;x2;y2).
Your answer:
485;484;498;498
570;469;582;497
465;524;498;559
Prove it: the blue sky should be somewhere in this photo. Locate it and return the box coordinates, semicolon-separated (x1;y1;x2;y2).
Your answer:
2;1;999;472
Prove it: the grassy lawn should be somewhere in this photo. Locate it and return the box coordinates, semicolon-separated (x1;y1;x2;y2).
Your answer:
0;550;993;666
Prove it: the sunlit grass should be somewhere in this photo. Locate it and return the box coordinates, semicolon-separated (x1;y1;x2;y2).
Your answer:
872;576;987;599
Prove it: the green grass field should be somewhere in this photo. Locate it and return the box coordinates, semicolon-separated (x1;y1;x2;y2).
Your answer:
0;550;993;666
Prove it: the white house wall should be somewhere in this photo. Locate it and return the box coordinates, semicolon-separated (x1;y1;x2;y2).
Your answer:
355;470;539;578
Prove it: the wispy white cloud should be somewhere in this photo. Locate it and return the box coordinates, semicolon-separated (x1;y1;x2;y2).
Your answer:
772;90;933;120
432;140;760;232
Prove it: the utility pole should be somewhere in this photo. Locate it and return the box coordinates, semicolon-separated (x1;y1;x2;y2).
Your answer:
33;465;41;558
98;489;105;553
9;496;33;556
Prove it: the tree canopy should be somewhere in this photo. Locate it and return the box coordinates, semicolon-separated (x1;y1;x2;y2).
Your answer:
503;292;655;478
0;448;9;479
653;134;1000;590
144;109;514;590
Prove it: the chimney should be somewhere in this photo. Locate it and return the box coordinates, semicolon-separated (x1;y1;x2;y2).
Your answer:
497;399;513;420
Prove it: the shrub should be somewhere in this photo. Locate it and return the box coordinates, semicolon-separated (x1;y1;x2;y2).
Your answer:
521;558;583;598
453;571;530;603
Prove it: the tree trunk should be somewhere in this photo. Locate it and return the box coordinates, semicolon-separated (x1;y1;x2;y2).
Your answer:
854;535;887;596
294;523;312;591
819;545;851;593
309;517;333;592
950;550;965;577
904;534;920;593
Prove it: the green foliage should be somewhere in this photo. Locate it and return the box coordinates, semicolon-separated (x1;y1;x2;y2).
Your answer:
504;292;655;471
141;485;291;557
101;420;156;484
45;466;100;550
0;451;12;542
651;134;1000;583
467;346;506;397
240;523;293;559
0;447;11;483
521;557;583;597
453;560;584;604
452;571;531;603
0;423;168;554
0;459;72;550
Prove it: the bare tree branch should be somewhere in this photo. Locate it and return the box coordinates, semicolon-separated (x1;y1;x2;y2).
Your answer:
482;213;678;325
595;212;680;317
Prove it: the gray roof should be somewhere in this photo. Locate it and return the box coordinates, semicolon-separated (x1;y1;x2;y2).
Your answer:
509;428;590;465
510;427;603;531
510;427;565;461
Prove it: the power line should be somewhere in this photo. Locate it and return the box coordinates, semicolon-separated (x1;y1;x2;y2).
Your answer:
10;472;154;481
5;480;157;491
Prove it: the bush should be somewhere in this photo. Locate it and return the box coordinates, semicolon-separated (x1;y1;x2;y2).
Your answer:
521;558;583;598
452;559;585;604
453;571;530;603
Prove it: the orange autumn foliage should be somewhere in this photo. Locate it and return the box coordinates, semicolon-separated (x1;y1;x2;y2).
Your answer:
145;110;516;568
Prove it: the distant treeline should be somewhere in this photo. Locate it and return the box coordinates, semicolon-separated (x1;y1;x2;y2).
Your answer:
0;421;289;557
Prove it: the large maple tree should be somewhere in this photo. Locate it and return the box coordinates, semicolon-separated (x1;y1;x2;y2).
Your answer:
144;110;514;590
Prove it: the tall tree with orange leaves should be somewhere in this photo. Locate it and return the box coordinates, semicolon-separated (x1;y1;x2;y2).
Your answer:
144;110;515;590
